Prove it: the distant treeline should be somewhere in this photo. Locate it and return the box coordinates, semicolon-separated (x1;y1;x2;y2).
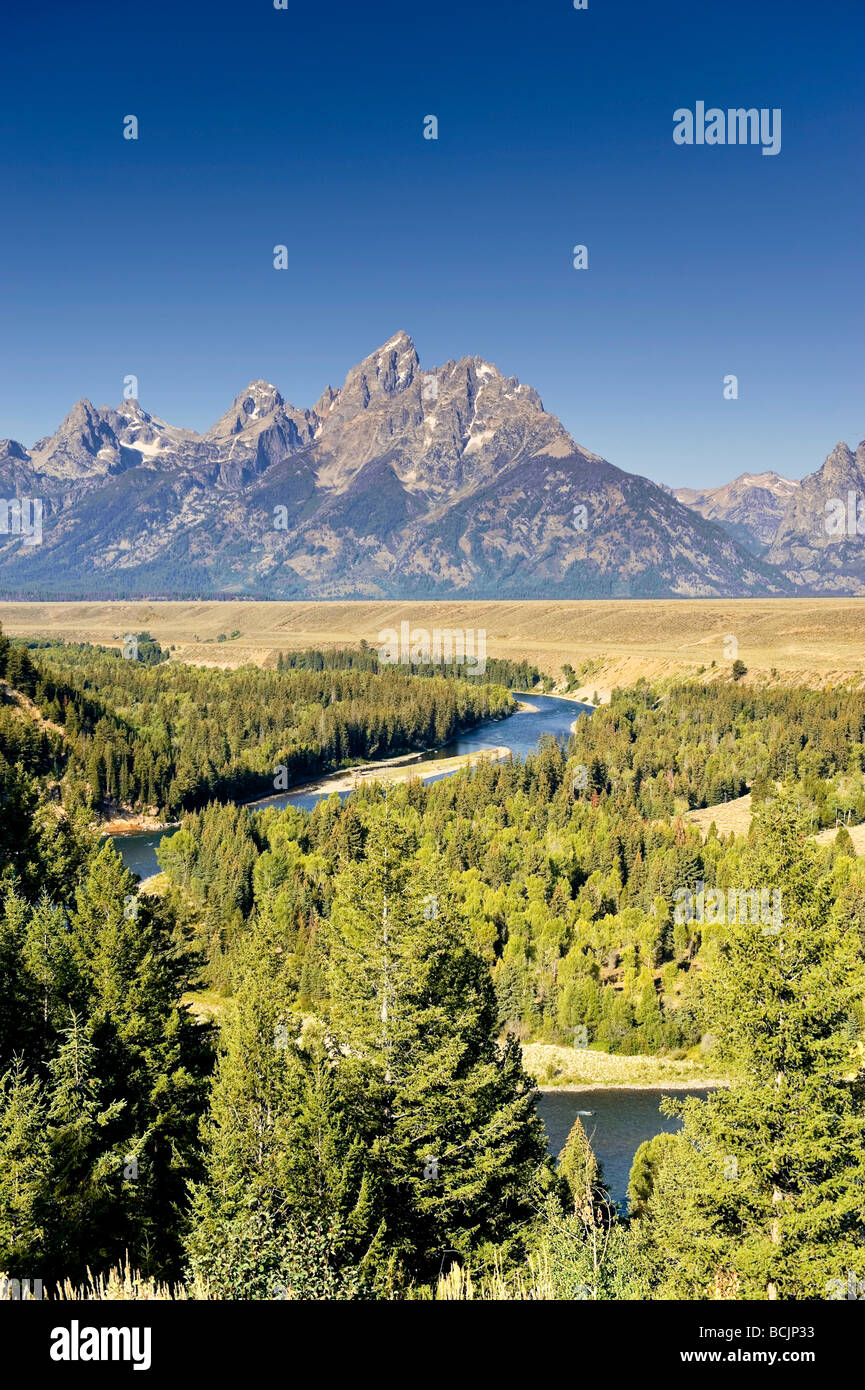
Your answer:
277;641;540;690
23;632;168;666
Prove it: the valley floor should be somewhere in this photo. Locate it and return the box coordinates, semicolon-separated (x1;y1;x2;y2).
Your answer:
4;597;865;697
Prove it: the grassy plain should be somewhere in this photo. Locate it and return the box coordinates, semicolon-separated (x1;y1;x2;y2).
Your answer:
2;597;865;700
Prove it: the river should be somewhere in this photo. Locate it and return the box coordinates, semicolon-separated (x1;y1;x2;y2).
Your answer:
110;691;589;880
537;1087;714;1209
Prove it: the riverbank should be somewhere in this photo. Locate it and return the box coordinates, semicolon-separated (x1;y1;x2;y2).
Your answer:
522;1041;727;1091
538;1077;727;1093
511;688;593;733
109;692;581;879
257;744;511;803
100;811;179;835
101;746;508;840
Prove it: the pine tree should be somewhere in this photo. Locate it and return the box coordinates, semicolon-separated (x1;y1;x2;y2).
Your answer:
22;896;79;1043
5;646;35;697
635;969;664;1050
636;798;865;1299
626;1132;676;1219
0;1060;49;1272
327;805;549;1280
38;1016;129;1279
86;744;103;805
558;1115;610;1223
0;889;41;1066
187;921;374;1297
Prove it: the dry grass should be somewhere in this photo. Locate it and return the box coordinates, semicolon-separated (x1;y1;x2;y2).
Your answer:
4;597;865;694
814;821;865;853
684;794;863;854
2;1258;193;1301
521;1042;724;1089
4;1258;554;1301
179;989;232;1024
434;1253;555;1300
136;871;169;896
684;794;753;839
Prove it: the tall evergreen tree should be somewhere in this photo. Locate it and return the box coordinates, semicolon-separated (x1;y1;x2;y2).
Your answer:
38;1016;129;1278
558;1115;610;1223
635;799;865;1299
186;918;375;1298
0;1060;49;1273
327;804;549;1280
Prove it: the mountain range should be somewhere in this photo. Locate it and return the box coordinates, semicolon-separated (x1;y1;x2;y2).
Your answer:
673;472;800;555
0;331;860;599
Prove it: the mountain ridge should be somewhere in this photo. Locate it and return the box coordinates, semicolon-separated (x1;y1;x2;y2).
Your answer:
0;332;853;599
674;471;800;554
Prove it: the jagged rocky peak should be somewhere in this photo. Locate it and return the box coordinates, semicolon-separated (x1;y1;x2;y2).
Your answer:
673;469;801;553
310;333;426;486
822;441;859;480
760;438;865;592
737;470;798;492
31;398;103;451
112;398;172;451
29;399;122;478
368;330;419;388
206;380;286;438
0;439;30;461
464;354;546;417
677;470;800;507
311;333;580;499
313;384;338;420
781;440;865;508
115;397;150;423
417;350;577;472
328;332;420;418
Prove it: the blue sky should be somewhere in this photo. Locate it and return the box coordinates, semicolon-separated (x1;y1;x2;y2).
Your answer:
1;0;862;487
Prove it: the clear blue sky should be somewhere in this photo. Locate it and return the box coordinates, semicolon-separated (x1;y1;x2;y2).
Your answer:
1;0;862;487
